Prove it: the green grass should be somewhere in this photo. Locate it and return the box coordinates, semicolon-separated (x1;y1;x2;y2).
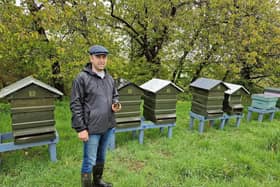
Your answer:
1;100;280;187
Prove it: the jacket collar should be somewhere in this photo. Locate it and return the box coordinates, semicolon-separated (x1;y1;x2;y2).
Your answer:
83;62;107;79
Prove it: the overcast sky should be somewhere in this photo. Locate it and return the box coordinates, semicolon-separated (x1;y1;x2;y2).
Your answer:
16;0;20;6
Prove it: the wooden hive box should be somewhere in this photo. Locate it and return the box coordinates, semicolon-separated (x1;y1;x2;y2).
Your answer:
0;76;63;144
115;78;143;128
190;78;229;117
264;87;280;107
223;82;250;115
251;94;278;109
140;78;183;124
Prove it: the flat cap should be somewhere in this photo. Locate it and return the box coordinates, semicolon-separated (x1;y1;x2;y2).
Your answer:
89;45;109;55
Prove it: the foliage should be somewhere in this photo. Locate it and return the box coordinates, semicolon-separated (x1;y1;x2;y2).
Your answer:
0;0;279;94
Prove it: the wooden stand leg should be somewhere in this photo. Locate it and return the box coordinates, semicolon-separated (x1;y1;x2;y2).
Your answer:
236;117;242;127
167;126;172;138
220;119;226;130
189;117;194;130
247;111;252;121
258;114;264;122
48;143;57;162
270;112;275;121
139;129;144;144
199;120;205;133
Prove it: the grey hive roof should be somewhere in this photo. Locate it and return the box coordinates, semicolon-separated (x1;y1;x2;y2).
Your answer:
0;76;64;99
115;78;130;90
264;87;280;93
115;78;144;91
140;78;183;93
190;77;228;90
224;82;250;95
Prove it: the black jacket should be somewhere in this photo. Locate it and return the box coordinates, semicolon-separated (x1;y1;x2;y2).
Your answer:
70;63;119;134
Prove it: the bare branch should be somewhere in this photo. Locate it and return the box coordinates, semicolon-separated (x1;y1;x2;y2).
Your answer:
109;0;144;46
250;75;270;80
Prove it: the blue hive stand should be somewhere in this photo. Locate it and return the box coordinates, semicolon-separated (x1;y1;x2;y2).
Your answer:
189;111;243;133
139;117;175;144
109;117;175;150
0;130;59;164
221;113;243;129
189;111;225;133
247;106;278;122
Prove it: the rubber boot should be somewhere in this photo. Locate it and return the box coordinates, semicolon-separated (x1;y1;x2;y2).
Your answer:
92;163;112;187
81;173;92;187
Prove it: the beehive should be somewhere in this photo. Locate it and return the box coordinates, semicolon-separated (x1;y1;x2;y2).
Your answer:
140;78;183;124
264;87;280;107
0;76;63;144
115;78;143;128
190;78;229;117
251;94;278;109
223;82;250;114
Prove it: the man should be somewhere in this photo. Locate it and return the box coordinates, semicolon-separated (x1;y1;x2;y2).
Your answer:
70;45;121;187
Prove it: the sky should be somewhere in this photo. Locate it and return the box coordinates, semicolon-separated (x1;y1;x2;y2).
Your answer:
16;0;20;6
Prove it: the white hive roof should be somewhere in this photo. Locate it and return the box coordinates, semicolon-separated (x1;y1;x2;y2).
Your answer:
140;78;183;93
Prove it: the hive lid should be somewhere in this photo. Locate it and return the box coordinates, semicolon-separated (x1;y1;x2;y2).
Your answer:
140;78;183;93
252;94;278;100
252;93;276;98
115;78;144;91
264;87;280;93
224;82;250;95
190;77;229;91
0;76;63;99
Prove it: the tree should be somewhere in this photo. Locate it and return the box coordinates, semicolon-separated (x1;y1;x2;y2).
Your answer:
107;0;196;77
206;0;280;90
0;0;122;93
167;0;280;91
1;0;279;93
0;1;49;87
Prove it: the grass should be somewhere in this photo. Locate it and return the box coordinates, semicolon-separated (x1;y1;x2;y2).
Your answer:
1;100;280;187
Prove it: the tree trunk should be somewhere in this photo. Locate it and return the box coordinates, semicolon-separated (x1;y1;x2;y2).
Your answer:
52;62;65;94
172;51;188;83
240;64;254;89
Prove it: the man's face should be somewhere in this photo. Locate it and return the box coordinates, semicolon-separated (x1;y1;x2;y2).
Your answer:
90;54;107;72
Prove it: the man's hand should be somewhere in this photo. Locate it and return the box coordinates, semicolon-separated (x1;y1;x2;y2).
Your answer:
112;102;121;112
78;130;89;141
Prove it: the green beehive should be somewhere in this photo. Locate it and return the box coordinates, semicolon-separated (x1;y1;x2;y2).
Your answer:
115;78;143;128
190;78;229;117
264;87;280;107
223;82;250;114
251;94;278;109
0;76;63;144
140;78;183;124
